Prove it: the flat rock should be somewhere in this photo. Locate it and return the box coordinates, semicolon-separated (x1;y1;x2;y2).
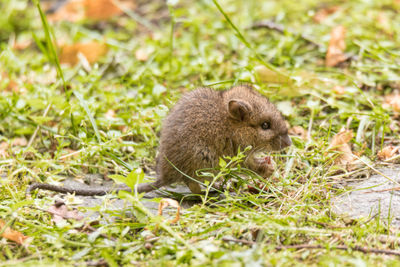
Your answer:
332;166;400;227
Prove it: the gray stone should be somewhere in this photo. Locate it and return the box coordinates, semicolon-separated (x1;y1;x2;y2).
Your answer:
332;167;400;227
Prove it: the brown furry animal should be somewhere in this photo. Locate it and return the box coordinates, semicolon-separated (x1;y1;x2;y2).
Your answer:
27;85;291;196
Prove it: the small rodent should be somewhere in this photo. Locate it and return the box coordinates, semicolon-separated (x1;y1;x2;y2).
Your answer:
27;85;291;196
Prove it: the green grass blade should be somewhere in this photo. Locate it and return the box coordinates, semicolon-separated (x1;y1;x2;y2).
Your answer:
73;91;102;143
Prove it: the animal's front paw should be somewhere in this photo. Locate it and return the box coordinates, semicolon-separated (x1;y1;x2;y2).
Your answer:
246;155;276;178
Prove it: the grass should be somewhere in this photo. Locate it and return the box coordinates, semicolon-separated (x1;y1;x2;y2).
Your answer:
1;0;400;265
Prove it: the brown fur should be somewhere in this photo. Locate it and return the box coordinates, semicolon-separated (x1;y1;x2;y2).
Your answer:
26;85;291;196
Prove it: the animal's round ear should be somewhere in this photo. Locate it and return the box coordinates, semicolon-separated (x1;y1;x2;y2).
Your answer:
228;99;251;121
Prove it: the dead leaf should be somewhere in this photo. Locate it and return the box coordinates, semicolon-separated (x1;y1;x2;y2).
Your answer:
377;12;392;34
0;219;29;245
383;92;400;112
84;0;135;20
327;129;356;165
0;142;8;158
325;25;347;67
105;109;116;119
48;201;84;224
288;126;308;140
135;48;149;61
313;6;339;23
12;39;32;50
333;85;345;95
47;0;135;22
377;145;400;161
59;42;108;66
47;0;85;22
158;198;180;224
12;137;28;147
1;72;18;93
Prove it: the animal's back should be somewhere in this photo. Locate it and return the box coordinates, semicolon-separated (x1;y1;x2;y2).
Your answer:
156;88;228;185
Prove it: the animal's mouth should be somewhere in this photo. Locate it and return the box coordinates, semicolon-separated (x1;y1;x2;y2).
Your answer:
270;134;292;151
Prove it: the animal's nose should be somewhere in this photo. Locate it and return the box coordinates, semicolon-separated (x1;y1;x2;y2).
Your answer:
280;134;292;148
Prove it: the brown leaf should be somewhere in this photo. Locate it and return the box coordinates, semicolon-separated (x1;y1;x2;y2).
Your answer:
384;92;400;112
12;137;28;147
377;145;400;161
1;72;18;93
158;198;180;224
288;126;308;140
48;201;84;224
327;129;356;165
47;0;135;22
105;109;116;119
325;25;347;67
333;85;345;95
0;219;29;245
59;42;108;66
47;0;85;22
313;6;339;23
135;48;149;61
84;0;136;20
12;39;32;50
377;12;392;34
0;142;9;158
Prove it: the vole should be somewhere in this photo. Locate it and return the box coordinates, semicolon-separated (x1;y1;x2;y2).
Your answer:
27;85;291;196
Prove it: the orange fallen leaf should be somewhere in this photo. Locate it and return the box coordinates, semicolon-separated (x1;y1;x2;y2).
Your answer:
12;39;32;50
0;219;29;245
327;129;356;165
47;0;85;22
12;137;28;147
288;126;308;140
377;12;392;34
158;198;180;224
325;25;347;67
105;109;116;119
59;41;108;66
383;92;400;112
135;48;149;61
1;72;18;93
313;6;339;23
84;0;135;20
377;145;400;161
333;85;345;95
0;142;9;158
47;0;135;22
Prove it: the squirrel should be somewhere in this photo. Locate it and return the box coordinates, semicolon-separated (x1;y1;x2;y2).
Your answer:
26;85;291;196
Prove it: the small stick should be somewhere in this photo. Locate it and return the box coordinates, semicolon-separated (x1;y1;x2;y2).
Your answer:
276;244;400;256
222;237;400;256
363;187;400;194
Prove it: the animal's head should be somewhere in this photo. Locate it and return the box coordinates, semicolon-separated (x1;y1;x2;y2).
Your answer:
224;85;291;152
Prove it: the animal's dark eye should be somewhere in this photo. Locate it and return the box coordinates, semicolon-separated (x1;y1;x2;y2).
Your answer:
261;122;270;130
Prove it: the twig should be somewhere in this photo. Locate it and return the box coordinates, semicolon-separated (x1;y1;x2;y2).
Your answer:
251;20;323;49
363;187;400;194
223;237;400;256
276;244;400;256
